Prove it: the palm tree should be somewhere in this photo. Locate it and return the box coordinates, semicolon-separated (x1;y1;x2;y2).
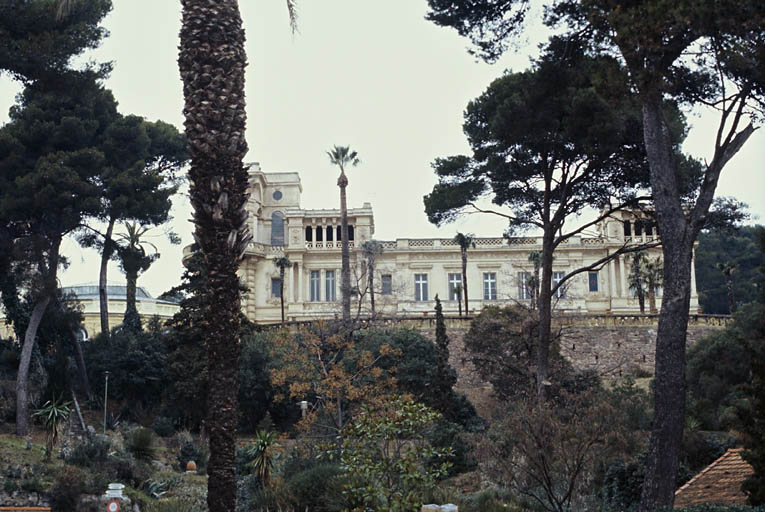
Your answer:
115;222;159;333
361;240;383;315
717;261;737;314
453;233;474;315
327;145;360;323
645;257;663;314
273;256;292;323
178;0;279;508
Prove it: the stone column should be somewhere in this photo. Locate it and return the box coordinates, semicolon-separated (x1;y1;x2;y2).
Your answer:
296;262;302;302
608;257;617;299
690;250;697;297
620;256;628;298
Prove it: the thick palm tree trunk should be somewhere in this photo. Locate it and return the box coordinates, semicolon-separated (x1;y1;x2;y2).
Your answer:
99;216;116;337
339;173;351;322
123;268;141;332
648;281;657;314
461;250;468;315
179;1;249;510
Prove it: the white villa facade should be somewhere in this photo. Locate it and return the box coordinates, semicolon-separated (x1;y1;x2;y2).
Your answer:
230;165;699;324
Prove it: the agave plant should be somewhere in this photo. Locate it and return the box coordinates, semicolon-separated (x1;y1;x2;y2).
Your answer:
34;395;72;460
246;430;280;487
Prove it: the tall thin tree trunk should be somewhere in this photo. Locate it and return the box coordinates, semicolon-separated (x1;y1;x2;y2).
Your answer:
639;94;694;512
16;296;51;436
55;299;92;399
648;280;657;314
280;266;285;324
339;173;351;323
458;296;462;318
179;1;249;509
461;250;468;315
368;260;375;315
725;277;735;314
536;235;555;398
99;216;116;338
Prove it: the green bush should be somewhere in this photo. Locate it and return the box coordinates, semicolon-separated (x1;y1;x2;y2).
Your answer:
126;427;156;461
65;435;111;467
3;479;18;493
105;452;154;488
153;415;176;437
286;463;345;511
49;466;87;512
175;430;209;471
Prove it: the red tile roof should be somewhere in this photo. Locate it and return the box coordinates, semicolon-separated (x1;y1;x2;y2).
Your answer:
674;448;754;508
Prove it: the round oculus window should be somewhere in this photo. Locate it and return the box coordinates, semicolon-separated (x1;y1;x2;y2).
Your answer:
272;190;283;200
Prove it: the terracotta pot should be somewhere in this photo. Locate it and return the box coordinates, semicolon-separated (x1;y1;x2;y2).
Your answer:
186;460;197;472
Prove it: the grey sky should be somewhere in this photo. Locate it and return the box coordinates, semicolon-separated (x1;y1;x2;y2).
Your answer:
1;0;762;297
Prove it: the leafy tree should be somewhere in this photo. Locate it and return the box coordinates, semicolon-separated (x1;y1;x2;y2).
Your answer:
327;145;361;323
423;0;765;506
273;256;292;324
479;391;624;512
453;232;474;314
269;322;399;435
0;74;117;436
0;0;111;83
340;396;453;512
424;41;653;397
717;262;737;314
696;226;765;314
80;115;187;337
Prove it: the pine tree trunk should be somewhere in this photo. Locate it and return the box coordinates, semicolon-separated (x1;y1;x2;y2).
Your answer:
339;174;351;322
461;250;469;315
179;1;249;510
536;234;555;398
16;296;51;436
639;94;694;512
99;216;116;337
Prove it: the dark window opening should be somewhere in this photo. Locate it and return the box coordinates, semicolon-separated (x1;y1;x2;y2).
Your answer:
634;220;643;237
623;220;632;237
381;275;392;295
305;226;313;242
326;226;333;241
271;278;282;298
349;225;355;241
588;272;599;292
316;226;323;242
336;225;342;241
271;212;284;246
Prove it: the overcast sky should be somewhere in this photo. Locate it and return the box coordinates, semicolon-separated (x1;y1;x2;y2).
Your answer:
1;1;762;297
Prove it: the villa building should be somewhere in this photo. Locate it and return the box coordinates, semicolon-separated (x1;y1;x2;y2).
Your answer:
231;164;699;324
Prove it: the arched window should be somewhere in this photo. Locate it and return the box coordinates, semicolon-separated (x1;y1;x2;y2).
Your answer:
316;226;323;242
326;226;333;241
348;225;355;241
634;219;643;237
336;226;342;241
271;211;284;246
305;226;313;242
623;220;632;237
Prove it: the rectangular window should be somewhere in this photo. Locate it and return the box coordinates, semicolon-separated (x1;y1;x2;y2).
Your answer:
414;274;428;302
310;271;321;302
381;274;392;295
553;271;566;298
483;272;497;300
518;272;531;300
325;270;336;302
271;278;282;298
448;273;462;301
588;271;599;292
